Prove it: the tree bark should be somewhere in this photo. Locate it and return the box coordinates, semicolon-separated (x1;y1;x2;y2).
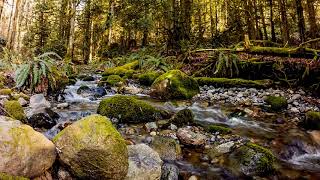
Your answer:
107;0;114;46
295;0;306;43
269;0;276;42
8;0;21;50
82;0;92;64
260;1;268;40
306;0;317;39
279;0;290;44
67;0;76;62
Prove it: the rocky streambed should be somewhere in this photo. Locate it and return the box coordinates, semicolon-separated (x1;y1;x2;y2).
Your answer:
0;71;320;180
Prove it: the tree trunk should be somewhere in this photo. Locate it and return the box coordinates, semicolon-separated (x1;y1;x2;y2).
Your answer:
295;0;306;43
181;0;192;40
279;0;290;43
15;0;26;51
244;0;256;40
8;0;21;50
306;0;317;39
83;0;92;64
269;0;276;42
107;0;114;46
209;0;214;40
67;0;76;62
260;1;268;40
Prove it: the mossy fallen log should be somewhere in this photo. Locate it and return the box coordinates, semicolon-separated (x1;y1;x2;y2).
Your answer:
195;77;273;88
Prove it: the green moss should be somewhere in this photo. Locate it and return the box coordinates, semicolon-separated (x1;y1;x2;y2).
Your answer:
53;114;128;179
265;96;288;111
303;111;320;130
236;143;275;175
4;101;26;121
151;70;200;100
138;71;162;86
77;85;90;94
0;173;29;180
124;70;135;79
207;125;232;134
195;77;273;88
106;75;124;86
0;89;12;95
171;109;194;127
102;61;138;77
97;95;162;123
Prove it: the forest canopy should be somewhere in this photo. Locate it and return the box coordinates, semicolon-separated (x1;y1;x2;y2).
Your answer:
0;0;319;64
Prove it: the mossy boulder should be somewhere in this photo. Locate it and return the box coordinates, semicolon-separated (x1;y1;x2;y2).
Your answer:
138;71;162;86
207;125;232;134
78;74;94;81
53;115;128;179
0;116;56;178
97;95;163;123
0;88;12;95
4;100;26;121
76;85;91;94
265;96;288;111
150;70;200;100
195;77;273;88
229;143;275;176
302;111;320;130
171;109;194;127
102;61;138;77
106;75;124;86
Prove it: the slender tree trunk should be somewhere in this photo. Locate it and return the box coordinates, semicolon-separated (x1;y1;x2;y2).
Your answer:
107;0;114;46
244;0;256;40
6;0;15;40
295;0;306;43
279;0;290;43
67;0;76;62
209;0;214;40
269;0;276;42
260;1;268;40
15;0;26;51
83;0;92;64
181;0;192;40
8;0;21;50
306;0;317;39
253;0;261;39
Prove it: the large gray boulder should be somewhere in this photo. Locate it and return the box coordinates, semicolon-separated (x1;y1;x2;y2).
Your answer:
0;116;56;178
126;144;163;180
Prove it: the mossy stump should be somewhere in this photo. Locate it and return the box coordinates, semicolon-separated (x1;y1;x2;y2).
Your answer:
265;96;288;111
302;111;320;130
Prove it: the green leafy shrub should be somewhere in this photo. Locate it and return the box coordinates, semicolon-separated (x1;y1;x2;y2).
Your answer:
14;52;68;94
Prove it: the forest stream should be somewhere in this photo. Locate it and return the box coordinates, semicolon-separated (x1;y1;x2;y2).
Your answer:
39;75;320;180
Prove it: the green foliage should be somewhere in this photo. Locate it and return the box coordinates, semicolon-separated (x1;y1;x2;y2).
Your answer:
14;52;68;93
213;52;239;78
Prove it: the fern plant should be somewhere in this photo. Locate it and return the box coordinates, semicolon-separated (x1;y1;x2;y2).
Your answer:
213;52;239;78
15;52;67;94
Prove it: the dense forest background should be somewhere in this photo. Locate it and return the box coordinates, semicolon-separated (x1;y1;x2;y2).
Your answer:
0;0;319;64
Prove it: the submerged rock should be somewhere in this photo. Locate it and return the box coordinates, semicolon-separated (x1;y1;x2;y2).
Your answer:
161;163;179;180
171;109;195;127
150;70;200;100
0;116;56;178
28;108;59;129
229;143;275;176
150;136;182;161
302;111;320;130
53;115;128;179
126;144;163;180
97;95;163;123
177;127;207;146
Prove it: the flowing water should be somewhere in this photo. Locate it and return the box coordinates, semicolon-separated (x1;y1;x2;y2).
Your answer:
47;77;320;179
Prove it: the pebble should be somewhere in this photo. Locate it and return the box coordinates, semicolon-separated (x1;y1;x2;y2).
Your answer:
150;131;157;136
